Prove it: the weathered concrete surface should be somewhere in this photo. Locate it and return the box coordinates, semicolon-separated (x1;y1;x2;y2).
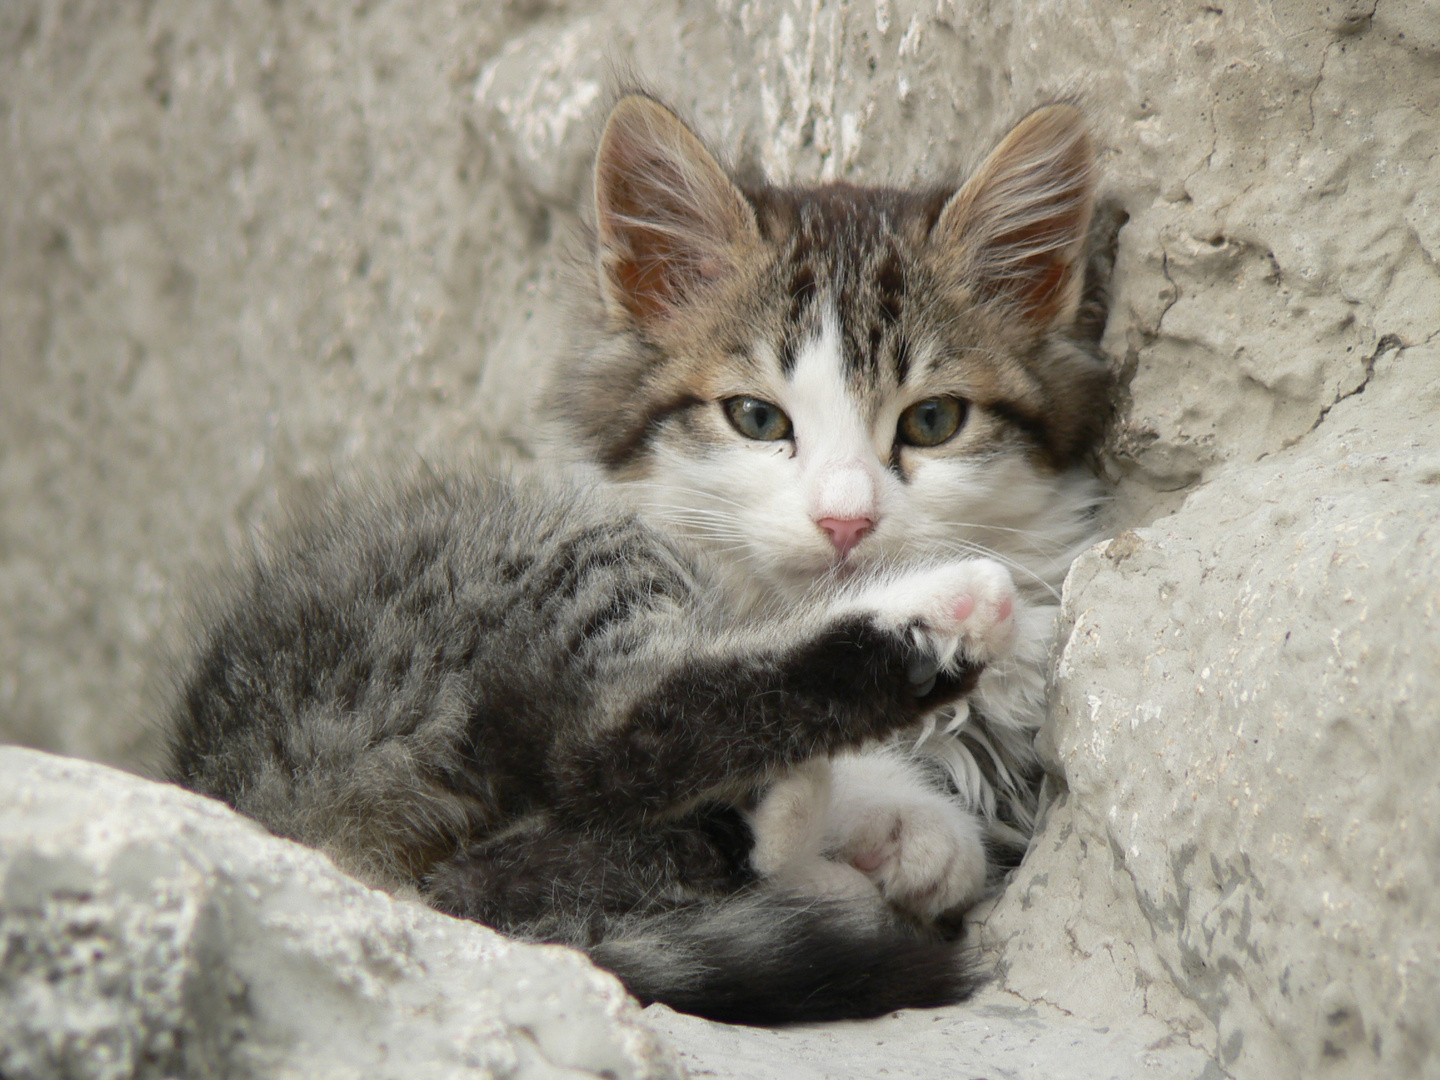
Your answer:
2;1;1438;1077
0;746;680;1080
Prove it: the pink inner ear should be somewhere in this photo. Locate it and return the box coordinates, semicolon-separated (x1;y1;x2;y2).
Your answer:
694;254;727;281
969;177;1091;326
992;224;1084;326
608;223;689;322
599;164;716;322
935;105;1095;331
595;97;758;326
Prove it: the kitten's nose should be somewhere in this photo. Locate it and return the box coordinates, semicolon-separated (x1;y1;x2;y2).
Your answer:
816;516;874;557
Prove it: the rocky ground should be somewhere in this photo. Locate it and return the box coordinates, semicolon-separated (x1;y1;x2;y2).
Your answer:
2;1;1437;1077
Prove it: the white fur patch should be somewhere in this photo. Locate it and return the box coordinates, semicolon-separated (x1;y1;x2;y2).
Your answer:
747;758;881;905
827;747;988;918
785;311;883;524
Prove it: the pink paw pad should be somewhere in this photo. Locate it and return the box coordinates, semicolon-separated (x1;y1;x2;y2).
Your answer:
851;849;886;873
952;594;976;621
996;596;1013;623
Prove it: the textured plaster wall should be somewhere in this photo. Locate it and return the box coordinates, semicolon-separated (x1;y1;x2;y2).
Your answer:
2;1;1437;1077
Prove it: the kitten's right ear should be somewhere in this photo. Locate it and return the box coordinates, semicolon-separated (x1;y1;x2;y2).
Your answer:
933;104;1095;332
594;95;759;326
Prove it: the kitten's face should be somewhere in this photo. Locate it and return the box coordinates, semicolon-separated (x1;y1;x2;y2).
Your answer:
559;97;1111;596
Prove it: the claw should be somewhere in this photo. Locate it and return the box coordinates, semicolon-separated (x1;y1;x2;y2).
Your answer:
907;653;940;695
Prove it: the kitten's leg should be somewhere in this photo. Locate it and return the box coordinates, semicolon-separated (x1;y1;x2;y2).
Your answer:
549;558;1017;826
815;560;1017;920
426;805;756;940
838;558;1018;671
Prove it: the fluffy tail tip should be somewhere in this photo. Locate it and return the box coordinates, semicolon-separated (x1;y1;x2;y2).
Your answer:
591;891;986;1025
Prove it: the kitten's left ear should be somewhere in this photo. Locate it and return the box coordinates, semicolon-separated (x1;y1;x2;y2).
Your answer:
933;104;1095;331
594;95;760;326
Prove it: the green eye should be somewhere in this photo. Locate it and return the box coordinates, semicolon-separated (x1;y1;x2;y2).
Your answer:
897;396;967;447
724;396;793;441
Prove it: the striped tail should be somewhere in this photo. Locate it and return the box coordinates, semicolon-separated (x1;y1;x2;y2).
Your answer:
587;890;983;1025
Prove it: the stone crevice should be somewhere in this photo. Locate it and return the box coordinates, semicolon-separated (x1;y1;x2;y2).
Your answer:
1308;333;1401;432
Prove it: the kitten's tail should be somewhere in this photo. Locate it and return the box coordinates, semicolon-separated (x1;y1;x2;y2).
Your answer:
587;890;983;1025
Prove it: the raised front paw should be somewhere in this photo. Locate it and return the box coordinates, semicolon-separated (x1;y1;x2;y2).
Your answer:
776;559;1019;747
855;559;1018;683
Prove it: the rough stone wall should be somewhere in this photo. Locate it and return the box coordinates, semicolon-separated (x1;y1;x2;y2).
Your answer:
983;346;1440;1078
2;1;1437;1077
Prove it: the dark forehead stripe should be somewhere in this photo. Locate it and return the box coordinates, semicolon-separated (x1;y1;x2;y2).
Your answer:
854;249;906;382
778;337;798;377
875;255;904;324
779;264;818;377
788;264;817;322
747;182;942;387
893;337;911;386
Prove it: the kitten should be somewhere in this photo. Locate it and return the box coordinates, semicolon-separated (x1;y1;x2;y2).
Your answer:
165;94;1111;1025
554;95;1110;915
167;466;1007;1022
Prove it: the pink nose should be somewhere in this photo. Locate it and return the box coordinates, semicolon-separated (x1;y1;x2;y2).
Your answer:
816;516;874;557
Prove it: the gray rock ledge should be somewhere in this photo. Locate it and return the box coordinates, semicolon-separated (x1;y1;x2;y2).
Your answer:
0;746;681;1080
0;745;1225;1080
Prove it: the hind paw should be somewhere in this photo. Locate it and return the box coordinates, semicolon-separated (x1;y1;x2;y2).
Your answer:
833;798;988;921
825;750;990;922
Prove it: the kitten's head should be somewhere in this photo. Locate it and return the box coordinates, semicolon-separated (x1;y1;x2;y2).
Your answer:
555;95;1112;598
